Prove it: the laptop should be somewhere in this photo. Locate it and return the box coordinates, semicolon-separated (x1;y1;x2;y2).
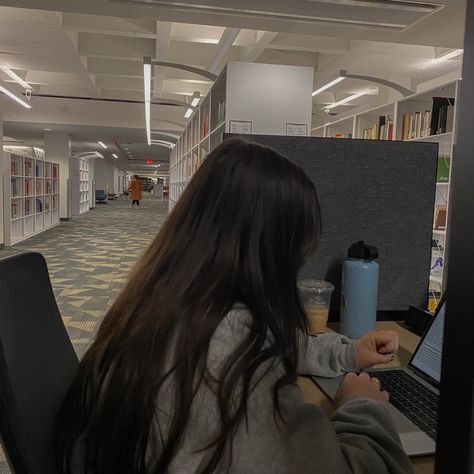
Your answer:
313;297;446;457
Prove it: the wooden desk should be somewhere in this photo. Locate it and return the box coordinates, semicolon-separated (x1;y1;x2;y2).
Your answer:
297;321;435;474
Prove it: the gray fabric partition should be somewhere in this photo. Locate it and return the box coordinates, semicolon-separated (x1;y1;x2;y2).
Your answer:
225;134;438;315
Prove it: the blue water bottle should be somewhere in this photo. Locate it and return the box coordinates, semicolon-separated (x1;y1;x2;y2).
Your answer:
340;241;379;339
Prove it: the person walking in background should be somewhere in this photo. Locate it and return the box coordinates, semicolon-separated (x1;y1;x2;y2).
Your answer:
128;175;142;208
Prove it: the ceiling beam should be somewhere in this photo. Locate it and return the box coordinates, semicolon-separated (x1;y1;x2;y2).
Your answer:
41;11;98;96
208;27;240;74
153;21;172;99
240;31;279;62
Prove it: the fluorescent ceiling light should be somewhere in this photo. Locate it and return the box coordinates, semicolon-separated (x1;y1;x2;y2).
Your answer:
98;141;107;149
184;91;200;118
312;76;346;97
112;153;119;159
144;59;152;146
44;128;52;131
433;49;464;63
0;84;31;109
94;151;104;159
323;90;375;111
151;139;175;148
191;93;200;107
0;67;33;90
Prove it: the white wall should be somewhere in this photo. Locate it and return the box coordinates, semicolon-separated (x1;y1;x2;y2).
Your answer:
94;157;114;192
226;62;314;136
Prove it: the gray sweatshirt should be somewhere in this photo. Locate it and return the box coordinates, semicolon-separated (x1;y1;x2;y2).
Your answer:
148;304;414;473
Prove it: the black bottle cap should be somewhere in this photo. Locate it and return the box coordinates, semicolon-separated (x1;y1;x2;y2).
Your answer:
348;241;379;260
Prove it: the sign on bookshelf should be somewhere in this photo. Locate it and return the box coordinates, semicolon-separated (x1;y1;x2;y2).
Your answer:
229;120;252;134
286;123;308;136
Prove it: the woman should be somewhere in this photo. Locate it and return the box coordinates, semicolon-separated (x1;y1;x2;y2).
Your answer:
55;139;412;474
128;174;142;208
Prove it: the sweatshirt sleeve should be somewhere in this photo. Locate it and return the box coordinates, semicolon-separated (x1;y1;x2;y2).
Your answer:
275;386;413;474
297;331;359;377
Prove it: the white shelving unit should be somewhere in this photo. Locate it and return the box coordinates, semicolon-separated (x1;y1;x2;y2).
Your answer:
311;79;459;306
79;158;90;214
3;148;60;246
169;61;314;209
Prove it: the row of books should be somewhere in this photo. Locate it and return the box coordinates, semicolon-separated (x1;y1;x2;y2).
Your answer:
201;110;210;140
362;116;394;140
10;197;57;217
401;97;455;140
11;162;21;176
331;133;353;139
10;161;59;178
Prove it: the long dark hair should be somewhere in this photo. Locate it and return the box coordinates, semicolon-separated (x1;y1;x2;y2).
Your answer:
55;138;321;473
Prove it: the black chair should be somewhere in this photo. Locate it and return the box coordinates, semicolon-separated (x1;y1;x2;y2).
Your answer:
0;252;78;474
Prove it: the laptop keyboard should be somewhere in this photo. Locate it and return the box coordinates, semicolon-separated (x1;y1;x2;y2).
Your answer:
370;370;439;441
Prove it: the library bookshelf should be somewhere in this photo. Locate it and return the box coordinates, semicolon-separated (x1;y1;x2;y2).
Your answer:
311;79;459;308
169;61;313;210
3;147;60;246
79;158;90;214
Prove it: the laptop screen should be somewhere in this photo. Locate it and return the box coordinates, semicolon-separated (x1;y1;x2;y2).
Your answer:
409;300;446;383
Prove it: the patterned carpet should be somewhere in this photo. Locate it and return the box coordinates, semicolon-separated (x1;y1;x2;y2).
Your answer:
0;194;168;472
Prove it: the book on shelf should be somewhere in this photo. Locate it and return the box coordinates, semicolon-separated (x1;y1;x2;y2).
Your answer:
52;165;58;178
363;115;393;140
36;198;43;213
431;97;455;135
25;160;32;176
437;155;450;182
25;179;30;196
45;181;51;194
11;162;18;175
11;178;18;197
35;163;40;177
25;199;30;215
11;203;18;219
402;111;432;140
433;206;447;230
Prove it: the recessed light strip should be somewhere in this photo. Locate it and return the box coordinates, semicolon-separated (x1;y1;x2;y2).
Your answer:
0;67;33;90
0;84;31;109
323;90;371;111
312;76;346;97
98;141;107;149
144;59;152;146
112;154;119;159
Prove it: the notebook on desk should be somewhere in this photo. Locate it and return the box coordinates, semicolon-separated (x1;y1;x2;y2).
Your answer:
313;298;446;457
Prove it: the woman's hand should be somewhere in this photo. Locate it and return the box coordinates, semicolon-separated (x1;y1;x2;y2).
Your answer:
355;330;399;369
334;372;389;407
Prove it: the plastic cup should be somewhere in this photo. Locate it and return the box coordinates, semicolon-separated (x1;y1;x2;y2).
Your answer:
298;279;335;335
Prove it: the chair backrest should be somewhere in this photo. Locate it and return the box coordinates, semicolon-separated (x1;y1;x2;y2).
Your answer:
0;252;78;474
95;190;106;197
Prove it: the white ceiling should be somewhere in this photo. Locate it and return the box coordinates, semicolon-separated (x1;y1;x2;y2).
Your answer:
0;0;467;172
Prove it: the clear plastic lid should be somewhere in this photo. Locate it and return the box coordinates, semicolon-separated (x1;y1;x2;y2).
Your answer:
297;279;335;293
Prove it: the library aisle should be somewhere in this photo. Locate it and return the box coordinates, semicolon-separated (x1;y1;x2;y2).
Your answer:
0;194;167;473
1;194;167;358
